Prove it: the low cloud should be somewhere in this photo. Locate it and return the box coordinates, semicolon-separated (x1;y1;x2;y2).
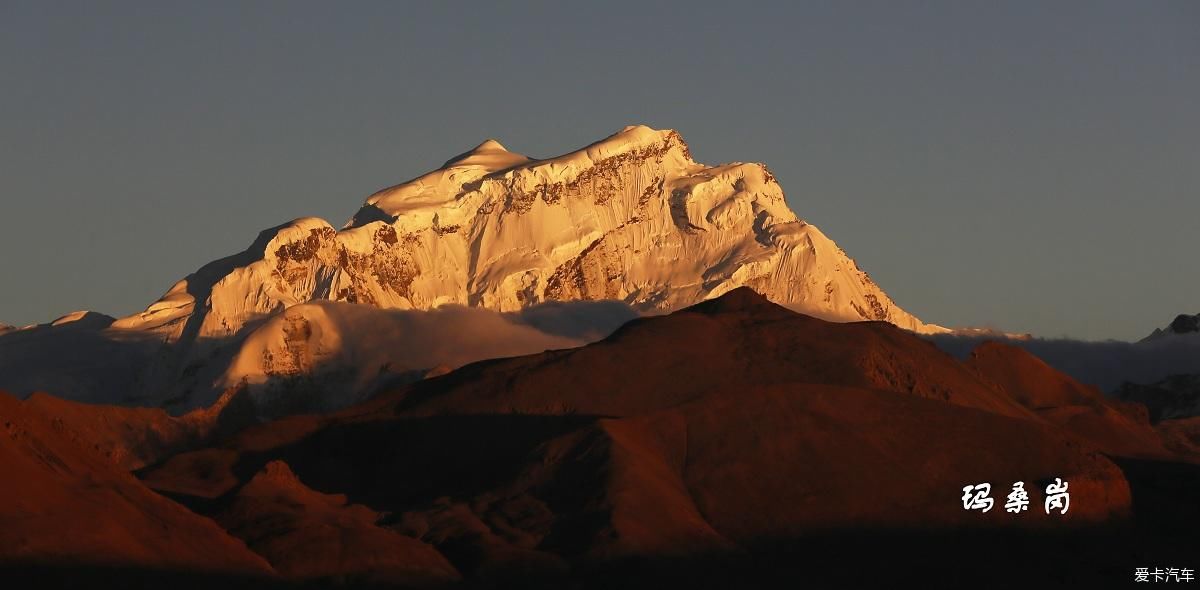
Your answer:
215;299;641;416
929;333;1200;392
505;300;639;340
307;300;635;374
0;299;641;415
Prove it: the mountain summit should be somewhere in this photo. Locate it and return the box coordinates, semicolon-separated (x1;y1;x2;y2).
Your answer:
438;138;530;170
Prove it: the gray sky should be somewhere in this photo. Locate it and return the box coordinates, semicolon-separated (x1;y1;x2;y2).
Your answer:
1;1;1196;341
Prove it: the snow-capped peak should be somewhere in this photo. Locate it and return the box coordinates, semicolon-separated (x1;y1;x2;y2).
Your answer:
5;125;946;412
144;124;939;341
440;138;530;171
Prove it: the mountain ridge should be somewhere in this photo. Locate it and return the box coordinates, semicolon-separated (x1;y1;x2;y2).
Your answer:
1144;312;1200;341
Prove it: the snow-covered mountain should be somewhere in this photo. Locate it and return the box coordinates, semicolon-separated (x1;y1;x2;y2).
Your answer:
0;125;942;415
121;125;939;337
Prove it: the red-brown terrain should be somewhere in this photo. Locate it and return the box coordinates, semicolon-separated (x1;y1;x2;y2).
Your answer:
3;288;1198;588
0;393;271;578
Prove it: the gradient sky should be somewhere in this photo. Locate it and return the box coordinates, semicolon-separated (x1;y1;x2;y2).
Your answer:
1;1;1196;341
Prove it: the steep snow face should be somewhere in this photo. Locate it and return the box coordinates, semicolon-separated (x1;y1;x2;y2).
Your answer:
121;125;941;345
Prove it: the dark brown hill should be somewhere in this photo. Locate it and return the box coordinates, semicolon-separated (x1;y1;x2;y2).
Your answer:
0;392;270;574
361;288;1036;420
966;341;1175;459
